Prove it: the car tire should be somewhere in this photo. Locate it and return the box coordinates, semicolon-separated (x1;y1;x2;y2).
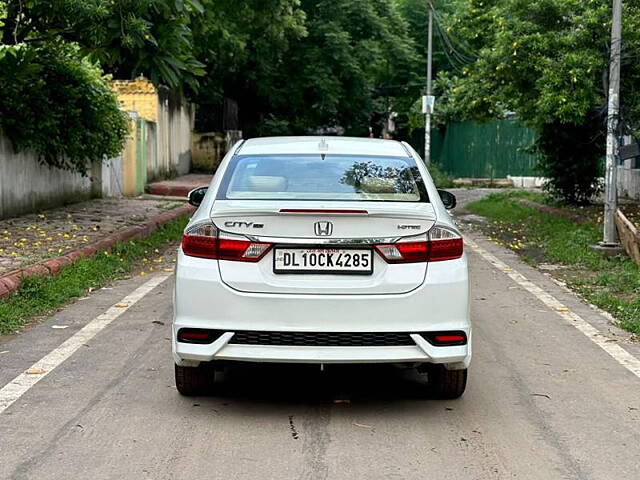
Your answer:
429;365;467;399
175;363;214;396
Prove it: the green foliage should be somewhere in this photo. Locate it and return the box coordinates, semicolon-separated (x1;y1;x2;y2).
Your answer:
0;215;188;335
535;115;604;205
190;0;306;128
467;192;640;334
1;0;429;163
1;0;205;90
433;0;640;204
231;0;420;136
408;72;460;130
0;43;129;174
444;0;612;125
398;0;470;133
427;162;454;188
0;0;208;173
397;0;449;75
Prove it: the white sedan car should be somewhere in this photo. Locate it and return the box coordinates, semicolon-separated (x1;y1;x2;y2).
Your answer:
173;136;470;398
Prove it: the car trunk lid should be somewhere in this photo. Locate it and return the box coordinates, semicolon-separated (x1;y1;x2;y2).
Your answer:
212;200;436;294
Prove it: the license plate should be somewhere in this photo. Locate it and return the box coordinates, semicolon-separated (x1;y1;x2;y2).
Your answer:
273;248;373;275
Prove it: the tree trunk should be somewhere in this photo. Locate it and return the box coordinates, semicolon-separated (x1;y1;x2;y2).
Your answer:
1;1;20;45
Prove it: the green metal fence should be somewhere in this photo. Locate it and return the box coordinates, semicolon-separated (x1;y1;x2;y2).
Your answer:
410;119;539;178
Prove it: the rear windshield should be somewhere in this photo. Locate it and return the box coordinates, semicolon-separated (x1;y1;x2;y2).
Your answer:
218;154;429;202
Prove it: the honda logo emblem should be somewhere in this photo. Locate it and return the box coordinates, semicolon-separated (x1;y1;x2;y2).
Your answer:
314;221;333;236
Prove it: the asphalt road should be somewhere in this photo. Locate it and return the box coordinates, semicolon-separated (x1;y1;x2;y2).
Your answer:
1;195;639;479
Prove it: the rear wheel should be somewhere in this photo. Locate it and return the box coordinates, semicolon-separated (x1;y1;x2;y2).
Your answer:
428;365;467;399
175;363;215;396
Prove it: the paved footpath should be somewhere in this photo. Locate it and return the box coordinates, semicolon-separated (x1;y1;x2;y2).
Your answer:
0;198;183;275
0;190;639;479
147;174;212;197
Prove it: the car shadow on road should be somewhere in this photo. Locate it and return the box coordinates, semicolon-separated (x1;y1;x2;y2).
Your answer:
205;363;444;404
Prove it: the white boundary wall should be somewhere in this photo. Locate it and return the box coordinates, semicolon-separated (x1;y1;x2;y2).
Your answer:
617;163;640;200
0;133;92;219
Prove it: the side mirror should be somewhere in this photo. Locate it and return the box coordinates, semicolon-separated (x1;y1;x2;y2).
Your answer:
187;187;208;207
438;189;457;210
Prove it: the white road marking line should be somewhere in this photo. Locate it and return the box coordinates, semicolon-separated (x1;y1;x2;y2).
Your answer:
465;237;640;379
0;274;171;414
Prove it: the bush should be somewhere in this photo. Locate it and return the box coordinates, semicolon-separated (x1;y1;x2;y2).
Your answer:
534;114;604;205
427;162;455;189
0;43;129;175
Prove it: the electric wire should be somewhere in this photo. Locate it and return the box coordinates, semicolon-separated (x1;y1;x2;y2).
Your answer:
430;2;477;70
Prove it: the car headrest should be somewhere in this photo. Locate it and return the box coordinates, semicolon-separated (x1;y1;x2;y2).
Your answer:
247;176;288;192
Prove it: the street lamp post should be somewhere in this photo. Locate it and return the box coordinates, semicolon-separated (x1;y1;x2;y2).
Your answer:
423;2;433;165
601;0;622;248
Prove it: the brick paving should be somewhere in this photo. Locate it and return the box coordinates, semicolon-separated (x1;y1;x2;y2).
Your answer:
0;198;183;275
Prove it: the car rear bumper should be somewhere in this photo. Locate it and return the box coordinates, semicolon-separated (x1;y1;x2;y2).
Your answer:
173;250;471;367
173;333;470;365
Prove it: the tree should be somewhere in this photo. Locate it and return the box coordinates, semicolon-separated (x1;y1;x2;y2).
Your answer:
243;0;419;136
190;0;306;130
0;43;128;174
1;0;205;91
0;0;207;173
435;0;640;204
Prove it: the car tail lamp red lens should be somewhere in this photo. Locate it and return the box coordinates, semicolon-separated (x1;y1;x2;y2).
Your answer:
375;242;429;263
424;331;467;346
182;222;271;261
181;223;218;259
375;227;462;263
428;226;463;262
216;238;271;261
177;329;222;344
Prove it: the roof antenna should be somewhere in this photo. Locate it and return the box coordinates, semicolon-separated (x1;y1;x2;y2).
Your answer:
318;138;329;160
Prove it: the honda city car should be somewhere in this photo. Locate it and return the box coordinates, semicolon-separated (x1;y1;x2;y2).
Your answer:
173;137;470;398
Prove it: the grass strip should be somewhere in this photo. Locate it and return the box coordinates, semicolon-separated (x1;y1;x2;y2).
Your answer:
467;191;640;334
0;216;188;335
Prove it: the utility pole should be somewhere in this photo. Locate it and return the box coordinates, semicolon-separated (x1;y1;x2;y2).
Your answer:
601;0;622;248
423;1;433;164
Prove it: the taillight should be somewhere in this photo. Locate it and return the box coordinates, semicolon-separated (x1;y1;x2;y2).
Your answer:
375;241;429;263
181;222;217;259
217;237;271;261
427;226;463;262
375;226;463;263
181;222;272;261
